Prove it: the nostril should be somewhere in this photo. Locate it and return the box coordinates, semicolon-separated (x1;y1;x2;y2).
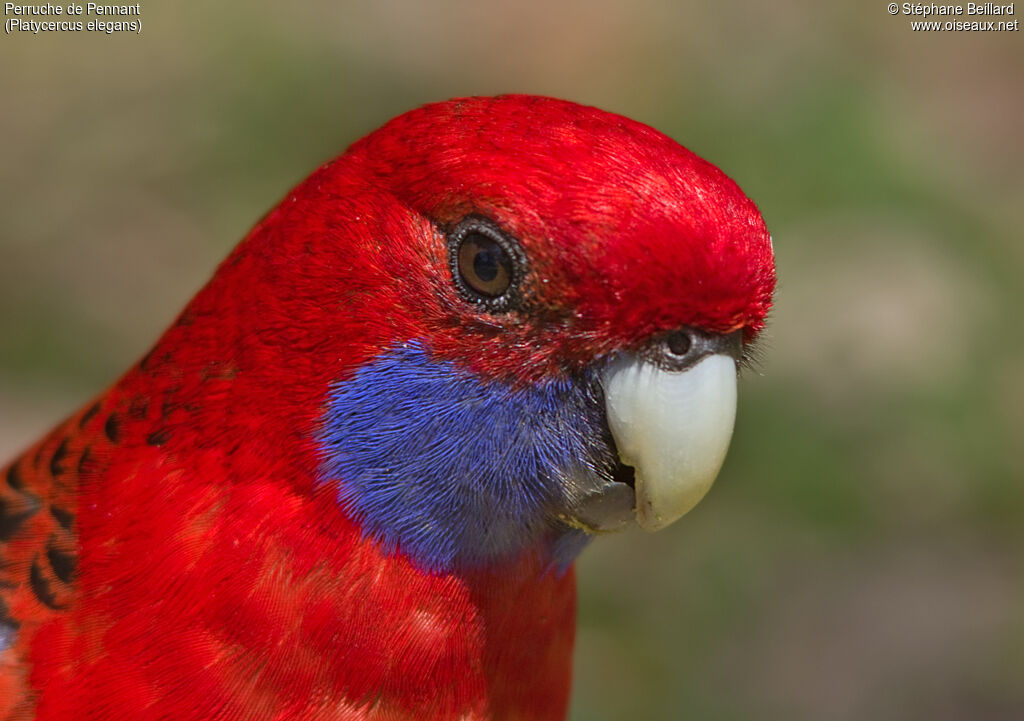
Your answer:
665;331;692;357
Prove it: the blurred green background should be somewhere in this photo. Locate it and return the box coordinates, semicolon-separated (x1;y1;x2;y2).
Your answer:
1;3;1021;719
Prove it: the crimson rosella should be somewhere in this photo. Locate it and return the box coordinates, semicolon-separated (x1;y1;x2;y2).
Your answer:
0;95;775;721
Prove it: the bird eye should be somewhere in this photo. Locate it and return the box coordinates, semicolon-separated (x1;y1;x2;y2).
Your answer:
448;217;526;312
458;233;511;297
664;330;693;358
646;328;744;372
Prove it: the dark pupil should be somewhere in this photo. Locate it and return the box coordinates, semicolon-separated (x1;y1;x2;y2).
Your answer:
473;244;502;282
458;233;511;297
666;331;692;356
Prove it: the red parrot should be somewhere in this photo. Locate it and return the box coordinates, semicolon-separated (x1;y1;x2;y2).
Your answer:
0;95;774;720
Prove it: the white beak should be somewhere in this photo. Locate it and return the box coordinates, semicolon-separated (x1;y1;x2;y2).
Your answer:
601;353;737;531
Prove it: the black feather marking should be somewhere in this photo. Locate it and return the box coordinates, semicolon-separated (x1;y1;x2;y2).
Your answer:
79;401;101;428
161;397;176;419
29;556;64;610
5;463;24;492
0;493;41;542
46;542;76;585
104;413;121;444
77;445;93;477
139;350;155;371
146;429;171;447
50;437;70;478
50;506;74;531
129;396;149;420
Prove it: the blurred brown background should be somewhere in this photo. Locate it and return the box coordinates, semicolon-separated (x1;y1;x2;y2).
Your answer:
1;3;1022;719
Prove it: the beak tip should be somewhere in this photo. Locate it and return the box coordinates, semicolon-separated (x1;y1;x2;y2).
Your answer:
603;352;738;533
633;474;714;532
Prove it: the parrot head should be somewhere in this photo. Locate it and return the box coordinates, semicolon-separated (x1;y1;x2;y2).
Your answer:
185;95;774;574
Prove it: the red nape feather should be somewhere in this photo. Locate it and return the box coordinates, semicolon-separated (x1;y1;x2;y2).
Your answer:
1;95;774;720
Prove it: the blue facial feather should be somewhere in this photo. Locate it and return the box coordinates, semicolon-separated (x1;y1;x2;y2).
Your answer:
0;622;13;652
316;343;616;573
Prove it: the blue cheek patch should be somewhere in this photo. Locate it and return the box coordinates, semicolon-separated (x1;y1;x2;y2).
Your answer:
0;621;14;652
316;343;612;573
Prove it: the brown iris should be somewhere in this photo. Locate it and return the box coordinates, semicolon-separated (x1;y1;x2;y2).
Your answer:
457;232;513;297
447;216;525;313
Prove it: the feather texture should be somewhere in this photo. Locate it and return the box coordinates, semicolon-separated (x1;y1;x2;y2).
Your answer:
0;95;774;720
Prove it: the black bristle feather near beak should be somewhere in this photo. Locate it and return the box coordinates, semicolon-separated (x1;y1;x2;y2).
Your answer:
612;462;636;489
